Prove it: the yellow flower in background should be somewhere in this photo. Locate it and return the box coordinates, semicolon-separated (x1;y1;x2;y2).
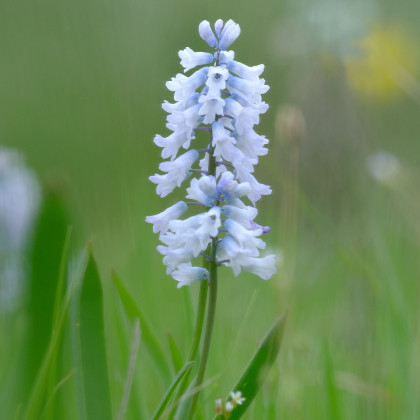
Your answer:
345;24;420;101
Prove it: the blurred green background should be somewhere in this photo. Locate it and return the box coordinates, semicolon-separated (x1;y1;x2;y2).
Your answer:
1;0;420;418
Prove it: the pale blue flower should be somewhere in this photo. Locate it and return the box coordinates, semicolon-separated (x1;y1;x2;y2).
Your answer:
145;201;188;233
147;19;276;283
172;263;209;288
199;20;218;48
179;47;213;73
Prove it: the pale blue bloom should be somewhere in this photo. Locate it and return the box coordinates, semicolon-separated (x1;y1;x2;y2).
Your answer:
147;19;275;283
146;201;188;233
173;263;209;288
179;47;213;73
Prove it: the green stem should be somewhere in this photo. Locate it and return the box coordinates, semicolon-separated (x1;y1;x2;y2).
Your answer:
170;279;208;418
186;239;218;419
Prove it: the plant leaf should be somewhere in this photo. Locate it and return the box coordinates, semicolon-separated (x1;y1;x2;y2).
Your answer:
167;330;184;372
71;246;113;420
112;271;172;382
151;361;194;420
23;186;69;399
226;313;287;420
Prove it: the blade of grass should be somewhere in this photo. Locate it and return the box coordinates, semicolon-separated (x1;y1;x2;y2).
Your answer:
23;185;69;400
116;319;141;420
112;270;172;382
71;246;113;420
151;361;194;420
167;330;184;372
224;313;288;420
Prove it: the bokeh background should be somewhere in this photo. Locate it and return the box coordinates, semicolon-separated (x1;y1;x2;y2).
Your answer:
1;0;420;418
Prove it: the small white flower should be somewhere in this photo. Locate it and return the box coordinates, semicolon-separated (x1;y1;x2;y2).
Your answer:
162;92;199;114
149;150;199;197
186;175;218;207
166;103;203;140
221;205;257;228
367;150;401;186
172;263;209;288
227;61;264;82
206;66;230;96
227;75;269;104
198;94;225;124
199;20;218;48
217;50;235;64
153;132;190;161
215;397;223;414
166;68;208;101
219;19;241;50
212;120;237;162
178;47;213;73
224;219;265;251
214;19;224;37
230;391;246;406
224;98;269;135
237;171;272;204
224;401;234;413
145;201;188;233
217;171;251;203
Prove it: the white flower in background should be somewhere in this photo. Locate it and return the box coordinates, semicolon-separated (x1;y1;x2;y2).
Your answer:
0;147;40;312
367;150;401;186
146;19;276;284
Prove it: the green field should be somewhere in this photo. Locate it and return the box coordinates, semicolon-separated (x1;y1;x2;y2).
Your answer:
1;0;420;418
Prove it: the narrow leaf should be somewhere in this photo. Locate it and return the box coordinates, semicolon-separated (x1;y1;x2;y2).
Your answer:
167;330;184;372
72;247;113;420
23;186;69;399
151;361;194;420
112;271;172;382
226;313;287;420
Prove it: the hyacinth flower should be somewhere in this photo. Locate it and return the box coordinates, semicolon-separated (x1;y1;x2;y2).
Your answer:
146;19;276;417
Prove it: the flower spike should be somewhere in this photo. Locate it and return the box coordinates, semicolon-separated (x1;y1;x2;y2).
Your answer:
146;19;276;284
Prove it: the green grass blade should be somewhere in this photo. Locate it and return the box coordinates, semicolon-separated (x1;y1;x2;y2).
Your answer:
112;270;172;382
23;186;69;399
23;292;72;420
151;361;194;420
323;340;341;420
72;246;113;420
226;313;288;420
167;330;184;372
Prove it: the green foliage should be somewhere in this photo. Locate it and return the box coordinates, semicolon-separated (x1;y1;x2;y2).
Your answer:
226;314;287;419
71;247;113;420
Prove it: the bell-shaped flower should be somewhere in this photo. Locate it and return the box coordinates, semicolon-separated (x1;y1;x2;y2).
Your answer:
227;75;269;104
146;201;188;233
186;175;218;207
221;204;257;229
224;219;265;253
206;67;229;96
224;98;268;135
219;19;241;50
166;103;203;140
236;171;271;204
212;121;237;162
149;150;199;197
166;67;208;101
172;263;209;288
227;61;264;83
162;92;199;114
179;47;214;73
217;50;235;64
199;20;218;47
198;94;225;124
217;171;250;203
153;132;190;161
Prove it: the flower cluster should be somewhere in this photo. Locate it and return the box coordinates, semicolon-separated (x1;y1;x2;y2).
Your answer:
215;391;246;418
146;19;276;287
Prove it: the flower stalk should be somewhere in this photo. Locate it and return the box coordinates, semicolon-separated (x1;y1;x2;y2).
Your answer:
146;18;276;417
